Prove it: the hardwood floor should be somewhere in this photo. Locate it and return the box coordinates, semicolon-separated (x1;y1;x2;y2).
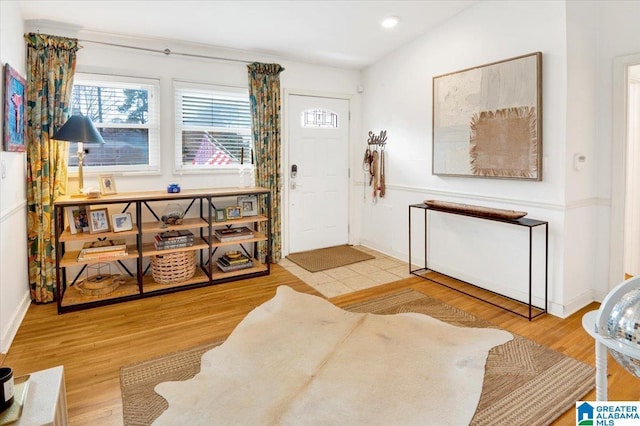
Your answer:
2;265;638;425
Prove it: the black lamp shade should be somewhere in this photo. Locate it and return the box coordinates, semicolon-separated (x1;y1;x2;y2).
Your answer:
52;115;105;144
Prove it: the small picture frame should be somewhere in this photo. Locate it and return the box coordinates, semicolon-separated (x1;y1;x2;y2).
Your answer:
65;206;89;234
225;206;242;220
215;208;227;222
111;212;133;232
237;195;258;217
88;208;111;233
98;174;117;195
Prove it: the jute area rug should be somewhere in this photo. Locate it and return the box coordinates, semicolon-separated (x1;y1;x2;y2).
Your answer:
286;244;374;272
120;289;595;426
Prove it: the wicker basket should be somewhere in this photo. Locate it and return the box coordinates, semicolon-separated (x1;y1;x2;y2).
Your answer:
151;251;196;284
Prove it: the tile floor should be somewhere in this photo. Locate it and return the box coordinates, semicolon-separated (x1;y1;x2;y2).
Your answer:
278;245;412;298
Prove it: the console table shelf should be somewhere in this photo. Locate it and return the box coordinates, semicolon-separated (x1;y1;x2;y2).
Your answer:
54;187;271;313
408;203;548;320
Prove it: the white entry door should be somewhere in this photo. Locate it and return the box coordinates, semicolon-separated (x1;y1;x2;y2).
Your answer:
288;94;350;253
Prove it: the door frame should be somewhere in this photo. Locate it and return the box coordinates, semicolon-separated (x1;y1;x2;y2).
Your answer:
282;89;353;256
610;53;640;289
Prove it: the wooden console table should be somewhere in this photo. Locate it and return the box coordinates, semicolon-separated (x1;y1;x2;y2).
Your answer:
54;187;271;313
408;203;548;320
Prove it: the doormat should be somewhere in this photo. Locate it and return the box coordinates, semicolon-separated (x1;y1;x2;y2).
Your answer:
286;245;375;272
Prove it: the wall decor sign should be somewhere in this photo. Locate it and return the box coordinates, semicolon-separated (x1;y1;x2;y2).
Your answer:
432;52;542;180
3;63;27;152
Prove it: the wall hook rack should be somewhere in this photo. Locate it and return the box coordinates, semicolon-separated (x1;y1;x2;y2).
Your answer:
367;130;387;148
363;130;387;201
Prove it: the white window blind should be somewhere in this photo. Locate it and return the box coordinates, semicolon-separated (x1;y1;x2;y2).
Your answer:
69;73;160;172
174;81;252;170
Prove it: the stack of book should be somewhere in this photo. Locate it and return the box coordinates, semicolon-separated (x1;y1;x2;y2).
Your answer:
216;252;254;272
154;230;195;250
77;239;128;262
214;226;254;242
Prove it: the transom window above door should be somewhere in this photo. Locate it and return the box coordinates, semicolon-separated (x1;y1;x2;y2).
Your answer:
301;109;338;129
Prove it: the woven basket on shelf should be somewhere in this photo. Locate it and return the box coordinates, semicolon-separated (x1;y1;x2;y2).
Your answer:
151;251;196;284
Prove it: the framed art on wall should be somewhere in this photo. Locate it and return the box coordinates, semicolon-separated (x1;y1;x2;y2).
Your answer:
3;64;26;152
432;52;542;180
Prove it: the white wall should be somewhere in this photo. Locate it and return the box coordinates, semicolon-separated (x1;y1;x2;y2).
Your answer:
358;0;640;317
359;0;575;316
0;0;31;353
0;16;363;352
592;1;640;297
21;22;362;195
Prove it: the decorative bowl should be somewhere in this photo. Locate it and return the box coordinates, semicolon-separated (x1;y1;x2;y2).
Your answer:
225;251;242;260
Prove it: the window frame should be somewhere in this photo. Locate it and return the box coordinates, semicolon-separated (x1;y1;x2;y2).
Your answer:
68;72;161;174
173;80;252;172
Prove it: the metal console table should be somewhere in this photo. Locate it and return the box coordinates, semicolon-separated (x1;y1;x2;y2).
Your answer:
408;203;548;320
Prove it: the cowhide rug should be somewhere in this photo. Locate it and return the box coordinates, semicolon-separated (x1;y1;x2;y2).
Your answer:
153;286;512;425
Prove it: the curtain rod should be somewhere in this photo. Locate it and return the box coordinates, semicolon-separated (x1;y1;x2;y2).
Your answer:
79;38;253;64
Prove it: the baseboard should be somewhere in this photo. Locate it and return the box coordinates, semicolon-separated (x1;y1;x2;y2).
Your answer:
357;239;406;264
0;291;31;354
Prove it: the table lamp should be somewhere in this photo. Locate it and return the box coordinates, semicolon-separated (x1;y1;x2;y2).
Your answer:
52;115;105;196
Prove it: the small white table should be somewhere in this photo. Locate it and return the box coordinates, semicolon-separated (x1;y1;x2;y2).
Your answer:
582;310;640;401
16;365;68;426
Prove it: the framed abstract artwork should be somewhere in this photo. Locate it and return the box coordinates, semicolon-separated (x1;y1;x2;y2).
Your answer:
432;52;542;180
3;63;27;152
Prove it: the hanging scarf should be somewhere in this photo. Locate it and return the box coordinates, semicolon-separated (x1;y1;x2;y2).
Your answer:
379;148;386;198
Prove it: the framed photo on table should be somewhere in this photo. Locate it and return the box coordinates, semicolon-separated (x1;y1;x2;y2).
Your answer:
98;174;117;195
89;208;110;233
65;206;89;234
225;206;242;220
111;212;133;232
215;208;227;222
237;195;258;216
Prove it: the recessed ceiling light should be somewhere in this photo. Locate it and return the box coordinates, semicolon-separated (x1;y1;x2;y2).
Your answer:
381;16;400;29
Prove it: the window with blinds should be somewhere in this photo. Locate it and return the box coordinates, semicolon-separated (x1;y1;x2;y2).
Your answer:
174;81;252;170
68;74;160;172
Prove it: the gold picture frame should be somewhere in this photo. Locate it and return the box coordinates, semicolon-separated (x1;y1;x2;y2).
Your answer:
225;206;242;220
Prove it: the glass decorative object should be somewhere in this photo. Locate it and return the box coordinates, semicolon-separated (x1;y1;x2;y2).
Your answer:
161;203;185;225
606;287;640;377
583;276;640;400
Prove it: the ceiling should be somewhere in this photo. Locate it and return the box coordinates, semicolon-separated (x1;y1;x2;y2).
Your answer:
15;0;477;69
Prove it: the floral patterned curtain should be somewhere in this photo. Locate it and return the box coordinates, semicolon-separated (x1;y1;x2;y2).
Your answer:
25;33;79;303
248;63;284;263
